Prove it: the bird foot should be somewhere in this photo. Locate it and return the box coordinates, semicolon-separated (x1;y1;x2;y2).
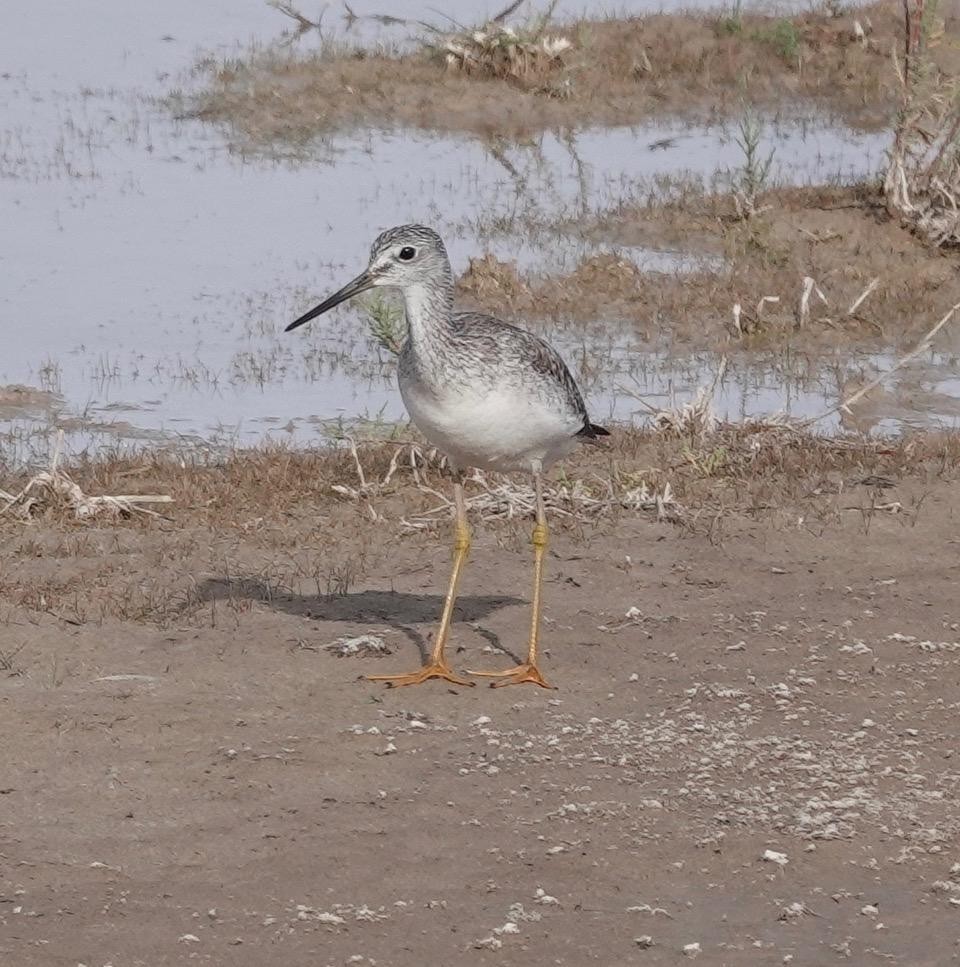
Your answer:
466;662;555;689
366;661;475;688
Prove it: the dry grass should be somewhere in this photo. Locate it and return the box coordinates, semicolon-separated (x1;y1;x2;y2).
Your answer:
4;421;957;534
455;184;960;350
428;2;574;85
0;435;172;521
2;424;958;627
181;3;937;145
884;0;960;247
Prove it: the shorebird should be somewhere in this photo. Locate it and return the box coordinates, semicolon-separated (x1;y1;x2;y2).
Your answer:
286;225;608;688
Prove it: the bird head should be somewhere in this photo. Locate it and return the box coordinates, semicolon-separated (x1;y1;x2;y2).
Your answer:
286;224;451;332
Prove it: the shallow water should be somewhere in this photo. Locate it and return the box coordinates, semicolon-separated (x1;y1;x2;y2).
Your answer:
0;1;954;464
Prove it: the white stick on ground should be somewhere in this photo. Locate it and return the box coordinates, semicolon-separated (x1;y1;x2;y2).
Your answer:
0;432;173;520
846;277;879;316
803;300;960;427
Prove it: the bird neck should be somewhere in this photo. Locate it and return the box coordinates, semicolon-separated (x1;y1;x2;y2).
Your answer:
401;281;455;349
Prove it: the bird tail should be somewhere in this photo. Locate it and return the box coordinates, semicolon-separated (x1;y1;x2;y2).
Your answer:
577;422;610;440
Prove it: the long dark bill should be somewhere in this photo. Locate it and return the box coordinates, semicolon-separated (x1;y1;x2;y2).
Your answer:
285;269;376;332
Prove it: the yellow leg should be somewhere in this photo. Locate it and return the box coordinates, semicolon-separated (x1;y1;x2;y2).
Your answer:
368;478;474;688
468;469;555;689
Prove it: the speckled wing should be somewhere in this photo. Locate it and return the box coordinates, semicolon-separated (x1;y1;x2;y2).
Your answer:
452;312;604;438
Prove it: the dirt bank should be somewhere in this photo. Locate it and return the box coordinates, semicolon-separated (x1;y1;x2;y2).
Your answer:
2;429;960;964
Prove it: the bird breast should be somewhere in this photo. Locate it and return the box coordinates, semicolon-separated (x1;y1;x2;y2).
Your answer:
399;374;580;472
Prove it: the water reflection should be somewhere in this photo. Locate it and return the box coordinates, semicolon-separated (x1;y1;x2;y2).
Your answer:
0;0;942;467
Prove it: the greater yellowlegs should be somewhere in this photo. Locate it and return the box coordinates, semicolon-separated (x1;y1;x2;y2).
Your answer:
287;225;608;688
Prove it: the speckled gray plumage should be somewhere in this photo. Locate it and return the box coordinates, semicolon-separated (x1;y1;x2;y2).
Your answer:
291;223;607;472
371;226;600;439
397;309;592;434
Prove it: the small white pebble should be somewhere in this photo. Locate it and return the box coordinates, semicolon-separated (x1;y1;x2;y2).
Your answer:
683;942;701;958
473;935;503;950
178;934;201;944
472;715;492;726
778;902;807;921
861;904;879;918
534;888;559;905
763;849;789;866
634;935;654;948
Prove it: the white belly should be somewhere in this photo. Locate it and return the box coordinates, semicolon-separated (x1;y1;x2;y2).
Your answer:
400;381;579;472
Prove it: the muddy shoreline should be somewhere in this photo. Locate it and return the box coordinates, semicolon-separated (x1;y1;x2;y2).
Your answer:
456;185;960;352
184;3;941;144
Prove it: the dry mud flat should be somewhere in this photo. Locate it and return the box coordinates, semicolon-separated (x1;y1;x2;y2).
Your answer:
3;433;960;965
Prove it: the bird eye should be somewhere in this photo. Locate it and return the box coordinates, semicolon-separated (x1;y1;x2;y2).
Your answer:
398;246;416;261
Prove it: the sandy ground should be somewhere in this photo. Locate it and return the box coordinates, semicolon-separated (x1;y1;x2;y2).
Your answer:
3;438;960;966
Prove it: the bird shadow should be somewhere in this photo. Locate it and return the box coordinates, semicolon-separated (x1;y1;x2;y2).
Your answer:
195;577;526;665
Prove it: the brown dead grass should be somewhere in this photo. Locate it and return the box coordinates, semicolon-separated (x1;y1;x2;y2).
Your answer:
457;184;960;350
184;4;960;144
5;426;959;535
883;0;960;248
5;426;958;530
2;426;958;626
